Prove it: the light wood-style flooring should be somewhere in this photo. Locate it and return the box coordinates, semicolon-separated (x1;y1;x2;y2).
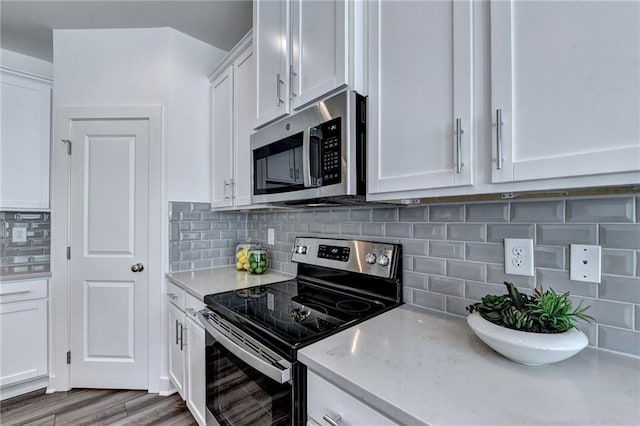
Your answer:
0;388;197;426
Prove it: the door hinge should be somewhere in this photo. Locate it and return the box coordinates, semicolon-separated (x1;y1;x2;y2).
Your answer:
66;246;71;260
66;351;71;364
62;139;72;155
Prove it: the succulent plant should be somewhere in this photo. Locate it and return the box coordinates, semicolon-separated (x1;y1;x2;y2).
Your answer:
466;281;593;334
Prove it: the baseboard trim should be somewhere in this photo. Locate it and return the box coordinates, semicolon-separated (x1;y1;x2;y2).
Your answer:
157;376;176;396
0;376;49;401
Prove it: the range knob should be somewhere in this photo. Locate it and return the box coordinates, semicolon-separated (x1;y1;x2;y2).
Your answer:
364;252;377;264
294;245;308;254
377;254;390;266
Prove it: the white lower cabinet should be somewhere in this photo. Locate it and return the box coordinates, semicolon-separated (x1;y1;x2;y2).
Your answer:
307;370;398;426
167;286;206;426
0;278;49;399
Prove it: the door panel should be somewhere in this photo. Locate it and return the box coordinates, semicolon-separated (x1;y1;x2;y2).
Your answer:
211;69;234;208
367;0;473;194
491;0;640;182
69;118;149;389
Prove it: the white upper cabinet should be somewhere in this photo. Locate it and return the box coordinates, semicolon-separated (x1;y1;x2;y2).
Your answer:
254;0;359;129
0;71;52;210
491;0;640;183
254;0;289;127
211;67;234;209
210;32;260;210
233;47;257;207
367;0;473;195
290;0;347;110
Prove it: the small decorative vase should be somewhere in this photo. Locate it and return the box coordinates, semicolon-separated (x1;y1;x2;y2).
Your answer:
467;312;588;366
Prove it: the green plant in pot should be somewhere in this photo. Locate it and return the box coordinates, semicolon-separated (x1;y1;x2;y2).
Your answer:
466;282;593;365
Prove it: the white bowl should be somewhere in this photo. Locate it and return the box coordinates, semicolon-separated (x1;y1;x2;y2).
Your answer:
467;312;588;366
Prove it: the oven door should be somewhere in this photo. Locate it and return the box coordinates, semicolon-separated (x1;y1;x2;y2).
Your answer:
199;310;294;426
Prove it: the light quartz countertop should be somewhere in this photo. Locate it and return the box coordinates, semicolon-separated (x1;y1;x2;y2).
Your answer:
298;305;640;426
0;272;52;281
166;266;295;301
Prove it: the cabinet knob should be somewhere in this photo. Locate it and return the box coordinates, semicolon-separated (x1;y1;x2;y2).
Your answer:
131;263;144;272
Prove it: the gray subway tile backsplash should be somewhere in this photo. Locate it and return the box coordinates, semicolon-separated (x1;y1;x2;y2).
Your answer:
511;200;564;223
1;211;51;276
566;197;635;223
599;224;640;250
170;194;640;357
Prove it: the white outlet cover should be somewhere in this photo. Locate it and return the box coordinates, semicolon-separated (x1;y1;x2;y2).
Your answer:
570;244;601;283
12;226;28;243
267;228;275;245
504;238;534;276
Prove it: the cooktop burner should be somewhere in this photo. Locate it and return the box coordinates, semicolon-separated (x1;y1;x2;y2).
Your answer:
336;299;371;313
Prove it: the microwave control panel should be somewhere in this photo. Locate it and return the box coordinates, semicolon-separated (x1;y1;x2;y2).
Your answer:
313;117;341;185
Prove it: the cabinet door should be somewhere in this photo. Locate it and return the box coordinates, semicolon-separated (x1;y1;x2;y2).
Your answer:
254;0;290;128
367;0;473;195
491;0;640;183
0;71;51;209
211;68;234;208
290;0;347;110
0;299;48;387
233;47;257;207
185;316;206;426
168;302;185;397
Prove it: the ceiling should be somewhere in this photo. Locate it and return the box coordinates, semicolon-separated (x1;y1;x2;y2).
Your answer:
1;0;253;62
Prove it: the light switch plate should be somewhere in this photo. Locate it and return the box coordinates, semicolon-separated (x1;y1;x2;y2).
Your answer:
504;238;534;276
570;244;601;283
12;226;27;243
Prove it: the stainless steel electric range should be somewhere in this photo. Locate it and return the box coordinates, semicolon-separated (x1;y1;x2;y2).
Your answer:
198;237;403;426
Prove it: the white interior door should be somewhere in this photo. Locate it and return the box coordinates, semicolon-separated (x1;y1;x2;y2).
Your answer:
69;118;149;389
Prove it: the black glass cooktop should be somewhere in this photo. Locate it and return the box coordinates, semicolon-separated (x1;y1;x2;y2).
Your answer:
204;279;395;355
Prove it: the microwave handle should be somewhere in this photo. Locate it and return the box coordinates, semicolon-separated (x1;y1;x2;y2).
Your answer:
302;129;311;188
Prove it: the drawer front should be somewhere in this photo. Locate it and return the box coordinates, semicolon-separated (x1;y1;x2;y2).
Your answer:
0;278;48;303
185;293;205;324
166;280;186;310
307;371;398;426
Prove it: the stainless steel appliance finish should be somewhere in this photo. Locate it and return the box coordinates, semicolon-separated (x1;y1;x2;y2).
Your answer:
251;90;366;205
198;309;292;384
291;237;397;279
203;237;403;426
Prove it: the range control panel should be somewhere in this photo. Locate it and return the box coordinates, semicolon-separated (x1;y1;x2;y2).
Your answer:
317;245;350;262
291;237;398;279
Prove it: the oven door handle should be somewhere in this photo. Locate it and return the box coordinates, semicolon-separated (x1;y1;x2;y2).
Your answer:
198;310;292;384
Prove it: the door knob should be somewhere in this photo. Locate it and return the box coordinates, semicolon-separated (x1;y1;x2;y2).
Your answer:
131;263;144;272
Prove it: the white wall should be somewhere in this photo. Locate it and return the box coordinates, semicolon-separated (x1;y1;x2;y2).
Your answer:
0;48;53;80
167;31;226;202
52;27;225;394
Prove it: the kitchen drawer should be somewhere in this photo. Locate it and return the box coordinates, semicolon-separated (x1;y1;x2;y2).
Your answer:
166;280;186;311
185;293;205;324
307;370;398;426
0;278;48;304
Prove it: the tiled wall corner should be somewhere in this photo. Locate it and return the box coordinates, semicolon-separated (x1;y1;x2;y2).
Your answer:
168;202;247;272
242;195;640;358
0;211;51;276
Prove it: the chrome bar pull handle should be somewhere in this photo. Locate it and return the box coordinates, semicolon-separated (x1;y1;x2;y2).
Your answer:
276;73;284;106
455;118;464;174
322;413;342;426
496;109;504;170
224;179;231;200
179;323;184;351
175;320;179;345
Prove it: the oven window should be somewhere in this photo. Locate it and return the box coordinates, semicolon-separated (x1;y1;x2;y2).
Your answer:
207;334;292;426
254;132;305;195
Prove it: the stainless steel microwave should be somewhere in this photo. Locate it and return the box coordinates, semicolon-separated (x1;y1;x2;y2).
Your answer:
250;90;366;206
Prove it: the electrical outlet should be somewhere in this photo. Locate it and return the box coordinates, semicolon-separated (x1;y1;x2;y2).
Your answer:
12;226;28;243
504;238;534;276
267;228;275;245
570;244;601;283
